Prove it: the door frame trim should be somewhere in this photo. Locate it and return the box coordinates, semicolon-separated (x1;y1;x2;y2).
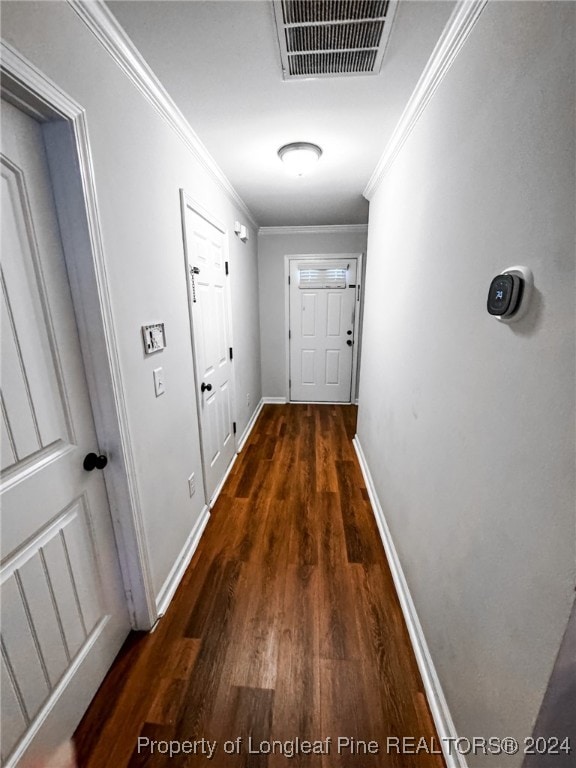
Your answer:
179;189;238;506
1;40;157;629
284;253;364;403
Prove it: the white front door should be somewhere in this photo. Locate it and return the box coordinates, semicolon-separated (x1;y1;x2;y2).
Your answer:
289;258;357;402
181;196;236;503
0;100;130;766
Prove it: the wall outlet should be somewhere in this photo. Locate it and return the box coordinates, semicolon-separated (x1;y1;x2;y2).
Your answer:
188;473;196;497
246;393;250;408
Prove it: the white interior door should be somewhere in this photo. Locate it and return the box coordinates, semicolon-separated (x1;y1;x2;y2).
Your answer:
289;258;357;402
181;197;236;503
0;100;130;766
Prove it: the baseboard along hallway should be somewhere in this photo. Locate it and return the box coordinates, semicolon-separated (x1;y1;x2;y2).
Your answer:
74;404;445;767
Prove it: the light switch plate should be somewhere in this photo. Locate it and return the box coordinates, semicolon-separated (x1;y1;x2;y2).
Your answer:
153;367;165;396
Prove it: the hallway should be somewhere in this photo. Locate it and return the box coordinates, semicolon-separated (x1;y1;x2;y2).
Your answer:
1;2;574;763
74;405;444;768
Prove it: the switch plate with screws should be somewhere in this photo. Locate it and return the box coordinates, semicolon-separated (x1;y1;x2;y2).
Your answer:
153;367;165;397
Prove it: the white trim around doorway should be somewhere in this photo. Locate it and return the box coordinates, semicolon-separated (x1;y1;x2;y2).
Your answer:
179;190;239;507
284;253;364;404
1;40;157;630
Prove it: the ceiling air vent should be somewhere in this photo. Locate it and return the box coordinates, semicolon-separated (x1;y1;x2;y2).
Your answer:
272;0;398;80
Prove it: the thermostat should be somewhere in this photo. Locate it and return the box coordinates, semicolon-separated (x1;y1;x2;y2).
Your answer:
487;266;533;323
142;323;166;354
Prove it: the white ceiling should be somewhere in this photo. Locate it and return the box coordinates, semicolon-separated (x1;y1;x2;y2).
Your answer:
107;0;455;226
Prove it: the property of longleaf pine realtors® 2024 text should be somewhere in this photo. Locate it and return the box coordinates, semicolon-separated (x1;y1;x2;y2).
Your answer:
136;735;572;759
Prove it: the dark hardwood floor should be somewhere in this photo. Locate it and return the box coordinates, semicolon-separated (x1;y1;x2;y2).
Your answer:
74;404;445;768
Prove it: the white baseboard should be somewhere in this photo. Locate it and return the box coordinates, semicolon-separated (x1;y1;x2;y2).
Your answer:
353;436;467;768
262;396;287;404
237;399;264;452
209;453;237;508
289;400;355;405
155;504;210;617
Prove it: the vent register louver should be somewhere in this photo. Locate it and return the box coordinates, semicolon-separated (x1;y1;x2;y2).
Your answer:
272;0;398;79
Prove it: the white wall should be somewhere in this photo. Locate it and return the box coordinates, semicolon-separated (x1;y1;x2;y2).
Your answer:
357;3;575;763
258;228;368;398
1;2;261;607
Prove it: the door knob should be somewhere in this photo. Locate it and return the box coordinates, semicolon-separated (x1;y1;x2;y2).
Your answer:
347;340;353;347
201;382;213;392
347;330;352;335
83;453;108;471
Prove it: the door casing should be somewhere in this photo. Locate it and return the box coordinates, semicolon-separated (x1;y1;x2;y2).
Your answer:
284;253;364;403
1;42;156;631
180;190;238;507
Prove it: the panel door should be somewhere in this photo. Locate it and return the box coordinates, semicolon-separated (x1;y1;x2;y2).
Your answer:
289;258;356;402
0;100;130;766
182;201;235;502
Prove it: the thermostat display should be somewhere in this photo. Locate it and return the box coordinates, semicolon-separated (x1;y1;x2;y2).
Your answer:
487;274;520;317
487;266;533;323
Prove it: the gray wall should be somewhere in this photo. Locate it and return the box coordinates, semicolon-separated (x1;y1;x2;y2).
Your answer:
357;2;575;764
2;2;262;604
258;229;368;398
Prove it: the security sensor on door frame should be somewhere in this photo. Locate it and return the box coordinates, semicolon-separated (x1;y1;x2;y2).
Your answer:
487;265;533;323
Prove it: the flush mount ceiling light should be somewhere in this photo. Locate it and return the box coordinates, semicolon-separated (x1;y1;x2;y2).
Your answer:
278;142;322;177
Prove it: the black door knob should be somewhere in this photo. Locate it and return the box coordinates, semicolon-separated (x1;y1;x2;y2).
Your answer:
347;330;352;335
347;340;353;347
83;453;108;471
201;382;213;392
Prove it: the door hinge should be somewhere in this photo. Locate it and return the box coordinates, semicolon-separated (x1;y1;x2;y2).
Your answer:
233;421;237;434
288;330;291;339
225;261;229;275
229;346;233;360
288;275;291;285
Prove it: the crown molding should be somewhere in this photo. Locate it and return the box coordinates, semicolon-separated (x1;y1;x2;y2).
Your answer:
258;224;368;236
363;0;488;201
67;0;258;228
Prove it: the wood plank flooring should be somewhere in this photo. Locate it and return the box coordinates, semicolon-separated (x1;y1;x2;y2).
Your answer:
74;404;445;768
